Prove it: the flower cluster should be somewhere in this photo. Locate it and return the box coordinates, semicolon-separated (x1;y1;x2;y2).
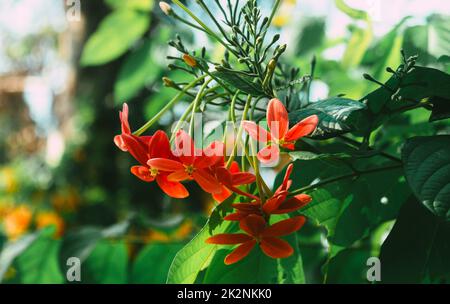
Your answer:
114;98;318;265
114;104;255;201
205;163;311;264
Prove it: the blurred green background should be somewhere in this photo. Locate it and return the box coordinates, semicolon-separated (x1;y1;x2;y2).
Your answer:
0;0;448;283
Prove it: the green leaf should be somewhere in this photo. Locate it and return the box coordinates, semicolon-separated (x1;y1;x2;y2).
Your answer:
363;17;409;83
166;217;233;284
362;65;450;115
114;40;160;102
276;158;409;247
325;247;371;283
80;10;150;66
105;0;154;11
214;67;266;97
403;14;450;64
131;243;184;284
203;248;278;283
82;241;129;284
14;228;64;284
277;230;305;284
0;231;40;282
289;98;367;139
402;135;450;220
295;17;326;56
429;96;450;122
289;151;352;161
380;197;450;283
59;221;130;273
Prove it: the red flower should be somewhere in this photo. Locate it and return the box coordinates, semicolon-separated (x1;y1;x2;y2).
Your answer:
114;104;188;198
224;164;312;221
242;98;318;164
148;130;223;194
206;214;306;265
114;103;152;155
130;130;189;199
212;162;257;203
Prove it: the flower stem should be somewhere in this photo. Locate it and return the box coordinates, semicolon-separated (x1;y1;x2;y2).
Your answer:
133;74;207;136
290;163;403;196
189;78;213;136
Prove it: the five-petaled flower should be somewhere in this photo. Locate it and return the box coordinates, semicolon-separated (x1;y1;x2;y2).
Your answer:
148;130;224;194
242;98;319;164
206;214;306;265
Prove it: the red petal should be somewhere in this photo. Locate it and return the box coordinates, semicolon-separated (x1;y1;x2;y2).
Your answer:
149;130;172;159
257;145;280;164
232;202;261;213
212;186;232;203
114;135;128;152
282;163;294;191
229;161;240;173
242;121;271;143
215;166;233;186
148;158;184;172
271;195;311;214
284;115;318;142
224;212;248;221
262;216;306;237
174;130;195;164
239;214;266;237
231;172;256;185
122;134;149;166
262;194;285;215
119;103;131;134
224;240;256;265
168;170;190;182
260;237;294;258
156;175;189;198
131;166;155;182
192;169;222;194
206;233;253;244
267;98;289;140
201;141;225;167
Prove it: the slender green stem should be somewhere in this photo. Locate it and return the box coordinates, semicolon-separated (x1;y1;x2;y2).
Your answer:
227;93;250;168
133;74;207;136
290;164;403;196
189;78;213;136
171;0;237;56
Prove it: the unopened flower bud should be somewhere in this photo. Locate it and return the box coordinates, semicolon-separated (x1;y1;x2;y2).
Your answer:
162;77;175;87
182;54;197;68
159;2;173;16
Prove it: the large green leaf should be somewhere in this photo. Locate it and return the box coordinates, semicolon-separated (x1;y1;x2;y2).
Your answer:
202;248;277;283
325;247;372;284
380;197;450;283
114;40;160;102
0;231;41;282
58;221;129;273
80;10;150;66
289;98;367;139
82;241;128;284
403;14;450;64
166;218;233;284
131;243;184;284
275;157;410;247
402;135;450;220
361;66;450;116
14;228;64;284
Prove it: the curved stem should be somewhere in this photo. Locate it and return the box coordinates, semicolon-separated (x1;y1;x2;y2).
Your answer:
290;163;403;196
133;74;207;136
